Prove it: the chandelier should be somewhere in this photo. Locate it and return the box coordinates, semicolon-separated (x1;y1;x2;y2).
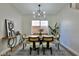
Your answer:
33;4;46;19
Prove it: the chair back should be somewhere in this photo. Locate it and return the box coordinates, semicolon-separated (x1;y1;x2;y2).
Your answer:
28;36;40;48
42;35;54;48
42;35;54;42
28;36;39;42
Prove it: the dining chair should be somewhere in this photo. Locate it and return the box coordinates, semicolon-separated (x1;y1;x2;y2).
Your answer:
28;36;40;55
42;35;54;55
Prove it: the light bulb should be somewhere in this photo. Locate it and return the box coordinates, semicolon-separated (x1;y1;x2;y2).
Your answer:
44;15;46;18
43;11;45;14
38;13;40;16
33;12;35;14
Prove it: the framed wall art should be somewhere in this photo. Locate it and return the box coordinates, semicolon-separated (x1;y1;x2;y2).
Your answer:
5;19;15;37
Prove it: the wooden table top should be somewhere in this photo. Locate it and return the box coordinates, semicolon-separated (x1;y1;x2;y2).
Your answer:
23;35;56;39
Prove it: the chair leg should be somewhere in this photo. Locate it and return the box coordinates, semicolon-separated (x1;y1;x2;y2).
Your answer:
23;43;25;50
50;47;52;55
37;48;39;55
55;43;60;50
43;47;45;55
55;44;57;47
58;43;60;50
30;47;32;55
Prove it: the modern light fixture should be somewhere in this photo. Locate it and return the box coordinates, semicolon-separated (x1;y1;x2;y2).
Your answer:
33;4;46;19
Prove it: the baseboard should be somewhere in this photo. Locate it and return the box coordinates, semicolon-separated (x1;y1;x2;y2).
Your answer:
60;43;79;56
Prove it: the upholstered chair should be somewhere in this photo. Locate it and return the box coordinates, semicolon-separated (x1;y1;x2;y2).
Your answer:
42;35;54;55
28;36;40;55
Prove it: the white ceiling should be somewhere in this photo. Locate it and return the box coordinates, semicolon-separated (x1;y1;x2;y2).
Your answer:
11;3;68;15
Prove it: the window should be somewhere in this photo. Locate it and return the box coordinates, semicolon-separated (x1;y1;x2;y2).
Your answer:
41;21;48;34
32;20;40;26
41;21;48;26
31;20;49;35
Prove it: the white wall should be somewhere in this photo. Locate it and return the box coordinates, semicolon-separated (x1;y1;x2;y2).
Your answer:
0;3;22;53
22;15;58;35
57;8;79;55
0;3;22;36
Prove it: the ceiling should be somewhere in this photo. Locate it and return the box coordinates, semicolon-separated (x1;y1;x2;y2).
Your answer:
11;3;68;15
